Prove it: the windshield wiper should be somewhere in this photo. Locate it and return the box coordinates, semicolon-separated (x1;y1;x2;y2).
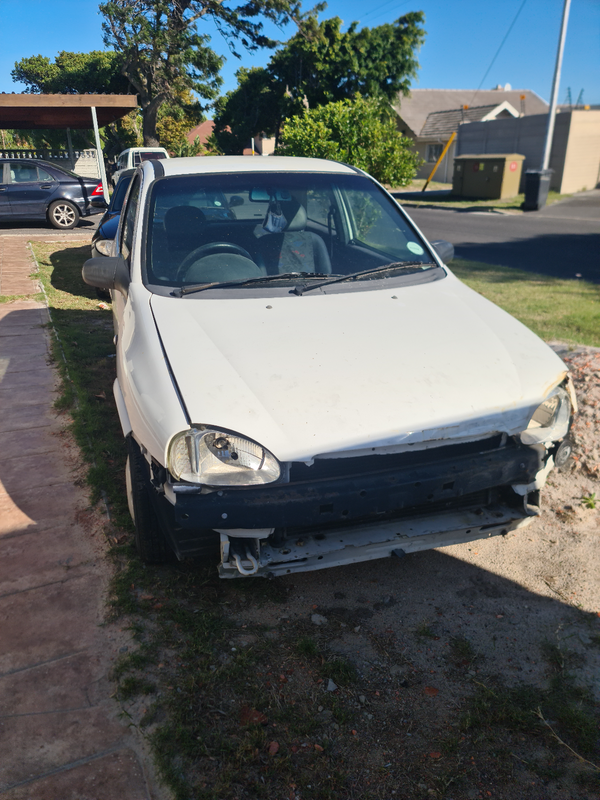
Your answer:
172;272;335;297
292;261;436;295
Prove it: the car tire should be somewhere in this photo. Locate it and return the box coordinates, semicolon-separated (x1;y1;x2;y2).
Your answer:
48;200;80;230
126;436;173;563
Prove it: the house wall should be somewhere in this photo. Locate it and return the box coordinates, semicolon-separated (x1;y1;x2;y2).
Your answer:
561;111;600;194
414;139;456;183
455;112;600;193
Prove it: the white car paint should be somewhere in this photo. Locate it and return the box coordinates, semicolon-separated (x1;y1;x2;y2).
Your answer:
151;272;566;466
85;156;574;578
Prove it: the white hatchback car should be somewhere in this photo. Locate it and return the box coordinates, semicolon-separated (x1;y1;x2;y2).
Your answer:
83;156;576;578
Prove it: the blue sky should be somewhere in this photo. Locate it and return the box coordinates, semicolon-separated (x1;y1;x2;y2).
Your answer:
0;0;598;108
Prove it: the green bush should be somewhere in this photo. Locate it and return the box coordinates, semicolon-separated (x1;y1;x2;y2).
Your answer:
277;97;422;186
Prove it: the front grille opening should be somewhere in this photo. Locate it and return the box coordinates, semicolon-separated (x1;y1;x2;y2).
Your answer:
273;487;512;543
290;435;506;483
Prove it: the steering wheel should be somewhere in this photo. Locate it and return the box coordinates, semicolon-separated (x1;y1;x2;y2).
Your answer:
177;242;254;281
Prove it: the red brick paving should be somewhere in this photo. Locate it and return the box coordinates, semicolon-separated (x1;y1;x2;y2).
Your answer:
0;238;166;798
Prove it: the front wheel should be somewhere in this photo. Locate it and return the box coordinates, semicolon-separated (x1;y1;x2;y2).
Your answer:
126;437;173;563
48;200;80;230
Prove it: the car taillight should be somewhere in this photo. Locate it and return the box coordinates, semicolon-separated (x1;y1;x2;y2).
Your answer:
91;183;103;196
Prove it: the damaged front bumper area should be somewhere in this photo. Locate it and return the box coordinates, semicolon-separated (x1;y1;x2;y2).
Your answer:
219;506;533;578
161;435;551;577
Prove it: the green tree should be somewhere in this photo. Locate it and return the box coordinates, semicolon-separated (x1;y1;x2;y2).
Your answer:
213;12;425;152
12;50;131;95
100;0;303;147
277;97;422;186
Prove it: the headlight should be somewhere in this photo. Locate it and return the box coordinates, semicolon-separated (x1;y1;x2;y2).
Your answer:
520;386;571;445
167;427;281;486
95;238;114;257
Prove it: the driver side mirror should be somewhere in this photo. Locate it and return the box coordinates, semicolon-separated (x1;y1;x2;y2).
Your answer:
430;240;454;263
82;255;130;295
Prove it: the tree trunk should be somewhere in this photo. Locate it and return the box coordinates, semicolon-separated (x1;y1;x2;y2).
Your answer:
142;94;167;146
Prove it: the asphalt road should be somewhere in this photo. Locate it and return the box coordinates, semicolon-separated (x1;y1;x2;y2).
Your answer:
0;216;99;237
402;189;600;283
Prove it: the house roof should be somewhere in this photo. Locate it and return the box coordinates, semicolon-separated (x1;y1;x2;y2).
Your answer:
0;93;138;129
393;89;548;137
420;101;519;138
186;119;215;145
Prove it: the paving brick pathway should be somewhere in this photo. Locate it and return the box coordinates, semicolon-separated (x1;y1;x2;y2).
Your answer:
0;237;166;799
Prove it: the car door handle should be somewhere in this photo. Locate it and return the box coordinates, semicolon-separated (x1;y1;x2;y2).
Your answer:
0;187;7;192
40;184;53;189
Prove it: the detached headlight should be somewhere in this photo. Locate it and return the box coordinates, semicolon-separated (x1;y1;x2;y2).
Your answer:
167;427;281;486
520;387;571;445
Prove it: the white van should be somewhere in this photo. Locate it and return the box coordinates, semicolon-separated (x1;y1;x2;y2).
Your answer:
112;147;169;186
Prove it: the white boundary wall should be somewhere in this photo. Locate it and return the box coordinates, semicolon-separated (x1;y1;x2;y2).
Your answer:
0;148;100;179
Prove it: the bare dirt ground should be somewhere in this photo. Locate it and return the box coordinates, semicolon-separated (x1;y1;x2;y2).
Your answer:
116;347;600;800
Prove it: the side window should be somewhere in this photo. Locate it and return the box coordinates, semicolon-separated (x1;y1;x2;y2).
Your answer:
10;163;38;183
344;188;410;259
307;188;336;231
427;144;444;163
37;166;55;182
119;155;127;169
120;176;141;262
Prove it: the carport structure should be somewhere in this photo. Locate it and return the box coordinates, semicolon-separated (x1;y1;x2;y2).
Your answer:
0;93;138;203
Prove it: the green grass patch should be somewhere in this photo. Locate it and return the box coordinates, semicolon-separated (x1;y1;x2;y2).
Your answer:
320;657;357;687
0;292;45;304
461;640;600;764
452;258;600;346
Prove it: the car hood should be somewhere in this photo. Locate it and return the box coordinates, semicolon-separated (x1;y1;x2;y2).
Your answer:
150;274;567;463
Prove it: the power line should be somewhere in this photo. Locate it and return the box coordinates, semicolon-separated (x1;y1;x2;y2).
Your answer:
361;0;412;24
469;0;528;106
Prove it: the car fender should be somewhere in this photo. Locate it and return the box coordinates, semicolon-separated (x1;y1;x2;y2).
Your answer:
116;283;189;465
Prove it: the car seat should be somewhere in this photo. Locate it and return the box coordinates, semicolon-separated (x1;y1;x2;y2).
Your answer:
164;206;207;265
257;198;332;275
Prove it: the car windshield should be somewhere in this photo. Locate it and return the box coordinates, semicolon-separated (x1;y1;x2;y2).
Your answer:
145;172;438;292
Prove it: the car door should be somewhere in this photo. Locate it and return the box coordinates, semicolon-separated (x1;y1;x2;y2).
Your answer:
0;164;11;217
6;162;59;218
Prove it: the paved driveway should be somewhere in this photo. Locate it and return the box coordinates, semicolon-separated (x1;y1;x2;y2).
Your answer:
402;190;600;283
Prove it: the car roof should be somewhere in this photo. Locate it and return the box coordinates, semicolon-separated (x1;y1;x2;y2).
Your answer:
120;147;168;154
0;157;72;173
155;156;358;177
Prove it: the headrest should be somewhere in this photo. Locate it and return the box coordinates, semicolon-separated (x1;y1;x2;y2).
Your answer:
164;205;205;238
281;199;307;232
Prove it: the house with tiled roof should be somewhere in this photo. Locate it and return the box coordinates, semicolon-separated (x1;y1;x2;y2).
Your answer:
393;87;548;182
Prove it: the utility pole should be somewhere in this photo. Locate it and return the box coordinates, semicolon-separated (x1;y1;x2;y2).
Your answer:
541;0;571;171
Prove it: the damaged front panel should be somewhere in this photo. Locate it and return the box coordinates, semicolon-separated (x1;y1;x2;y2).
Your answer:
156;433;554;576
